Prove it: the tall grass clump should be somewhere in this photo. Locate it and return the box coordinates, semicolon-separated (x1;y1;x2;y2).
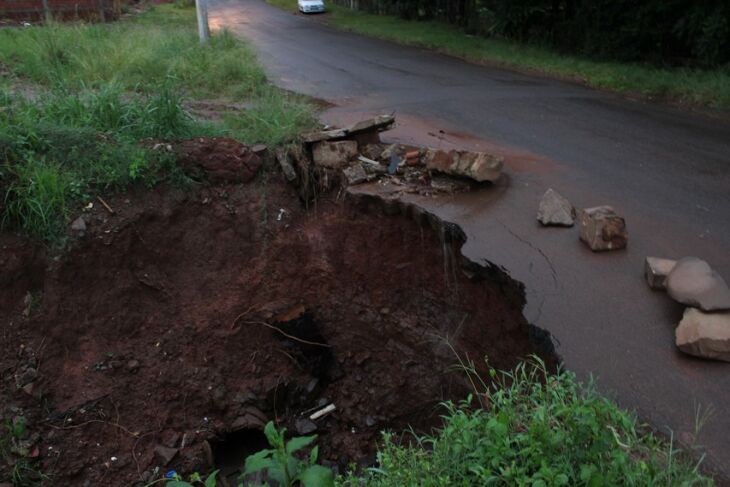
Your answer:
0;6;266;99
339;358;712;486
0;3;317;244
0;84;203;243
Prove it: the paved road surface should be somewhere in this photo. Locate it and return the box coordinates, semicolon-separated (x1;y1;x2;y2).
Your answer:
209;0;730;477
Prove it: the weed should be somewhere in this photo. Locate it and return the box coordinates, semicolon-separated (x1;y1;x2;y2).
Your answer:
339;357;713;486
152;421;334;487
0;416;45;486
242;421;334;487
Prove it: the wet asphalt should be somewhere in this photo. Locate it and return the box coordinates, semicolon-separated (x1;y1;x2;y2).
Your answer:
208;0;730;477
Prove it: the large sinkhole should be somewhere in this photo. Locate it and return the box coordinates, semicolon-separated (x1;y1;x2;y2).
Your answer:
3;180;557;485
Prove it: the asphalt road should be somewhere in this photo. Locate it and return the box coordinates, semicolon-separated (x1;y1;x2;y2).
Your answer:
209;0;730;476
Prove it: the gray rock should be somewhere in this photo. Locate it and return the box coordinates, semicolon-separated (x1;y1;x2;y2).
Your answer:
675;308;730;362
644;257;677;290
666;257;730;311
347;115;395;134
70;217;87;232
301;128;349;144
125;359;140;373
578;206;627;251
231;406;267;431
275;149;297;182
294;417;317;435
312;141;358;169
537;188;576;227
153;445;178;466
342;164;368;185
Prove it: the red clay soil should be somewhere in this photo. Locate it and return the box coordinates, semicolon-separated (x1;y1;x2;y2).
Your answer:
0;169;555;485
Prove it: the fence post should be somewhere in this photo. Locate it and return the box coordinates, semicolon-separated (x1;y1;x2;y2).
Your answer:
195;0;210;44
41;0;52;22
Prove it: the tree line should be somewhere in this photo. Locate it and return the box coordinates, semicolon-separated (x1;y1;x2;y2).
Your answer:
330;0;730;67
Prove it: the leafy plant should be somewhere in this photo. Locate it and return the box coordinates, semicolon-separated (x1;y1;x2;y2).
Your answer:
0;416;45;486
339;357;712;487
242;421;334;487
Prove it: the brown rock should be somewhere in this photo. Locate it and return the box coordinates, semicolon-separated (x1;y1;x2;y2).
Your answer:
644;257;677;290
425;149;503;182
579;206;627;251
312;141;358;169
666;257;730;311
675;308;730;362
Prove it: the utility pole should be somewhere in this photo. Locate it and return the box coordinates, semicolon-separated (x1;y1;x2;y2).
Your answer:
195;0;210;44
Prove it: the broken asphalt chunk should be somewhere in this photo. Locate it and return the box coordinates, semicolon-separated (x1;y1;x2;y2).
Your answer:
347;114;395;134
301;127;349;144
578;206;627;251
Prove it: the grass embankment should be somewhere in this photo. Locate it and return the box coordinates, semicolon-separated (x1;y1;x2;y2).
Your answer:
338;359;711;486
268;0;730;110
0;4;316;244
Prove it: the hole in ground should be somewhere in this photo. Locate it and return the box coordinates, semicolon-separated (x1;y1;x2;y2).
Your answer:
0;180;558;486
212;428;269;487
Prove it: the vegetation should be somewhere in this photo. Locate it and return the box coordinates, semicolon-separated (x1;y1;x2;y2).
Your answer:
0;4;316;244
325;1;730;68
338;358;712;486
268;0;730;109
157;421;333;487
154;359;711;486
0;416;45;486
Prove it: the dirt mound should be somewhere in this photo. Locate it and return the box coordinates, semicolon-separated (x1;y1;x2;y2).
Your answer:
175;137;263;183
0;176;555;485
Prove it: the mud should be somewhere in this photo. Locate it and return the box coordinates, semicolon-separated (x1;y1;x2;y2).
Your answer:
0;171;555;485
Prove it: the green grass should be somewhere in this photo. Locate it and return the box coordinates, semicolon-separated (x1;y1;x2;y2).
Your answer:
0;416;45;486
268;0;730;110
338;358;713;486
0;3;317;244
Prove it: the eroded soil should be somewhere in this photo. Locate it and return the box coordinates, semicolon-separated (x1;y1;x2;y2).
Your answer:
1;169;555;485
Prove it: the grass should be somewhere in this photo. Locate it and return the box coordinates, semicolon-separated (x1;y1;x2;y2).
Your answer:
0;416;45;486
338;358;713;486
0;3;317;244
267;0;730;110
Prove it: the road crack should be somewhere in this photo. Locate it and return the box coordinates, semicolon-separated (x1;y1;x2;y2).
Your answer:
496;218;558;287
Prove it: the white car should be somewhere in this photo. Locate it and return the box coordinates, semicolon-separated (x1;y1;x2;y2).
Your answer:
298;0;325;14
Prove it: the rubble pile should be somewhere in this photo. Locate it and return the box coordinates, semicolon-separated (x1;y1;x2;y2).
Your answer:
277;115;504;200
